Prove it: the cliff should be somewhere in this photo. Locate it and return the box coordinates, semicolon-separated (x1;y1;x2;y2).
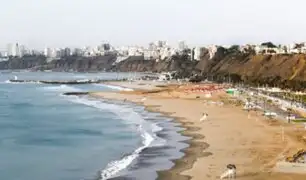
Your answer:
113;54;198;78
194;50;306;90
113;49;306;90
0;50;305;90
0;55;117;72
0;55;47;70
35;55;117;72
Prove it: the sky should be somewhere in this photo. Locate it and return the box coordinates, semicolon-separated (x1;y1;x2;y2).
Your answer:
0;0;306;49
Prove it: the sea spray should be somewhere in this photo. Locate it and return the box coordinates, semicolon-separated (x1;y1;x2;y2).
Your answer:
39;85;81;92
94;84;134;91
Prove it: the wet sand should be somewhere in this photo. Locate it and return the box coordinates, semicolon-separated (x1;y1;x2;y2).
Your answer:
90;82;306;180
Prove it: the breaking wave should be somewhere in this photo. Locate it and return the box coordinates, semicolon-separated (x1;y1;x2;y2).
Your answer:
66;96;163;180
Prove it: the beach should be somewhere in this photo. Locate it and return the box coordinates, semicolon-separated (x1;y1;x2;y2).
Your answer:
91;81;306;180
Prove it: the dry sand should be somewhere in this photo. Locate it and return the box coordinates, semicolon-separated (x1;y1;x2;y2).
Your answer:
90;82;306;180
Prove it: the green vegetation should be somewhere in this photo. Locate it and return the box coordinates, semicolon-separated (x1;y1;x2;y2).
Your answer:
292;118;306;123
261;42;277;48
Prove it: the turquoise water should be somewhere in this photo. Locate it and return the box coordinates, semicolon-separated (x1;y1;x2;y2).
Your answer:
0;72;188;180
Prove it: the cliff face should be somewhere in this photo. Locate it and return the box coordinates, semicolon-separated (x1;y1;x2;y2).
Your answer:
0;51;305;90
38;55;117;72
194;51;306;90
114;49;306;90
113;55;198;78
0;55;117;72
0;56;47;70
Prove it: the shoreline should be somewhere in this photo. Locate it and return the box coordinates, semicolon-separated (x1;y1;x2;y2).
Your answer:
89;94;206;180
141;106;210;180
89;91;226;180
87;82;306;180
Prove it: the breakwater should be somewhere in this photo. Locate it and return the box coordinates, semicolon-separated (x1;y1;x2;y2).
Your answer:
8;79;127;85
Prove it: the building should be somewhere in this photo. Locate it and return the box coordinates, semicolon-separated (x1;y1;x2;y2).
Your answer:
155;40;167;48
64;48;71;57
44;47;53;57
72;48;83;56
178;41;187;51
127;46;143;56
193;47;206;61
207;45;218;59
7;43;27;57
7;43;17;57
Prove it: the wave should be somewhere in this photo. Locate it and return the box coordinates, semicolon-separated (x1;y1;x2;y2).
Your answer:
40;85;81;92
66;96;163;180
95;84;134;92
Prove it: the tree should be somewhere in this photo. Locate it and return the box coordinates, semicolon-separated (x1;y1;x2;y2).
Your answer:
261;42;277;48
228;45;240;53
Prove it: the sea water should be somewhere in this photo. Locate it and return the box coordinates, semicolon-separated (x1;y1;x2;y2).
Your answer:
0;72;188;180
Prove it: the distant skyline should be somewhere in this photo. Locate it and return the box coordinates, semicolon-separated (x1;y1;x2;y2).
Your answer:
1;0;306;49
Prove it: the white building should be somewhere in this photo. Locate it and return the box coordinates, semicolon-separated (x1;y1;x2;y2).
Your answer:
144;50;158;60
207;45;217;59
155;41;167;48
193;47;203;61
7;43;17;56
178;41;187;51
127;46;143;56
7;43;27;57
44;47;53;57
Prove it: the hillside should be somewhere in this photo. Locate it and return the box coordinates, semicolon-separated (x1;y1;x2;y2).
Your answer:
37;55;117;72
0;55;117;72
113;49;306;90
0;49;305;90
0;56;47;70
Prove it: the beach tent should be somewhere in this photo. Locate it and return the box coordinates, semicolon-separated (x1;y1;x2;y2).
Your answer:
226;88;238;95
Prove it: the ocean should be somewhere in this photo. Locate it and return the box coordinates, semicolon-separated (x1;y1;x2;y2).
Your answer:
0;71;188;180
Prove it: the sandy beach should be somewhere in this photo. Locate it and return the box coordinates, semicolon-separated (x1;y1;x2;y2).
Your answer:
91;81;306;180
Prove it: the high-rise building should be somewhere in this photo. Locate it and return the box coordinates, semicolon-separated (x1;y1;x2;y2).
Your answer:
72;48;84;56
15;43;20;57
44;47;53;57
19;45;26;57
64;48;71;57
178;41;187;51
7;43;26;57
155;41;167;48
7;43;16;56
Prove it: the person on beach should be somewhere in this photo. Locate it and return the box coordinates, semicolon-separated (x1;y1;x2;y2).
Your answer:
220;164;236;179
200;113;208;122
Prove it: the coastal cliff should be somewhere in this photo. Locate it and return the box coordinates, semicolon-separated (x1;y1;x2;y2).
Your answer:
0;55;47;70
113;54;197;78
0;50;305;89
38;55;117;72
113;48;306;90
0;55;117;72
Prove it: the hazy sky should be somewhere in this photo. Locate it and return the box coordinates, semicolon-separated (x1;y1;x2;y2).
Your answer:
1;0;306;49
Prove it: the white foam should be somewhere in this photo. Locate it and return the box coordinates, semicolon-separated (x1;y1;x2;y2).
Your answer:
95;84;134;92
66;96;163;179
40;85;81;92
76;79;90;83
